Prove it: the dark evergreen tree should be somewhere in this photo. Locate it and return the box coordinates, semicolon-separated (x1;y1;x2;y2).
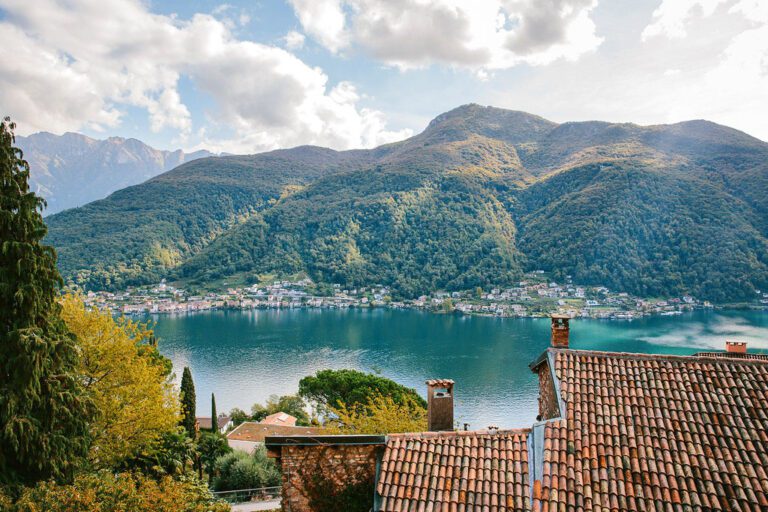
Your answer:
210;393;217;433
197;431;232;482
180;366;196;438
0;117;91;486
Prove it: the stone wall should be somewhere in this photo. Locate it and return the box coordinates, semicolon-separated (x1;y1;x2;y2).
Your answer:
537;363;560;420
277;444;381;512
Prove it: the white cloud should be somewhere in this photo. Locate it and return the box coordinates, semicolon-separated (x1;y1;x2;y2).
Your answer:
284;30;306;50
288;0;348;53
286;0;603;70
642;0;768;40
635;0;768;140
0;0;410;152
642;0;724;40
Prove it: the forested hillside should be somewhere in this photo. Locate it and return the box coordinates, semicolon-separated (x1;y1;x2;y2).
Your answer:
46;105;768;301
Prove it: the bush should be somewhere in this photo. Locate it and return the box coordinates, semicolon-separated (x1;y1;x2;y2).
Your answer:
212;447;280;492
3;471;230;512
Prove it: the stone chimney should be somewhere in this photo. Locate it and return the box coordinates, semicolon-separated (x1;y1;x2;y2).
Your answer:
551;314;570;348
726;341;747;354
426;379;454;432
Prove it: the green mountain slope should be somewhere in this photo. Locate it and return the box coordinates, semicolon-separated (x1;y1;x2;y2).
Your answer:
47;104;768;301
517;162;768;302
46;148;373;288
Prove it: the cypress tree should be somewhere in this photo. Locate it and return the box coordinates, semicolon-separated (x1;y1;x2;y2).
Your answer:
180;366;196;437
0;117;91;486
210;393;217;433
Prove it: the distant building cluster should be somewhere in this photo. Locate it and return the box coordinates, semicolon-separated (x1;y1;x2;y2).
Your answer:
81;271;737;320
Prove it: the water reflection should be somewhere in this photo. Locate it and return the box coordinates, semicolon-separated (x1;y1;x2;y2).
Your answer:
148;309;768;429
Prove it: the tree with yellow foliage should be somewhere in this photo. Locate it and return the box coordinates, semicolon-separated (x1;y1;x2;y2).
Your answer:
324;394;427;435
59;295;180;469
4;471;229;512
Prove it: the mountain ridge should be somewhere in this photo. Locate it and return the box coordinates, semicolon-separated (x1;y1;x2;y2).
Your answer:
17;131;215;214
45;105;768;301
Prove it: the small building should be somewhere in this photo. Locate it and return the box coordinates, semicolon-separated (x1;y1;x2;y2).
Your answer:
195;415;232;434
227;422;323;454
261;411;298;426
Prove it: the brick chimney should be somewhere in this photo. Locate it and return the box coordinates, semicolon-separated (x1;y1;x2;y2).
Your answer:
551;314;570;348
726;341;747;354
426;379;454;432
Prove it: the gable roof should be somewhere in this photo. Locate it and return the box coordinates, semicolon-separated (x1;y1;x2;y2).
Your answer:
534;349;768;511
227;421;324;443
261;411;297;426
196;415;231;430
376;429;531;512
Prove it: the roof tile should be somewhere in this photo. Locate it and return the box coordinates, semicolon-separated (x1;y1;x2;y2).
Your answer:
533;350;768;512
377;430;531;512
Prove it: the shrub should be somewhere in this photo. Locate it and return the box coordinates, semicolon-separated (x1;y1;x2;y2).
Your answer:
212;447;280;492
4;471;229;512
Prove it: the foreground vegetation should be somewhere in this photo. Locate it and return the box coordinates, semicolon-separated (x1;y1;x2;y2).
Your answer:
0;118;228;511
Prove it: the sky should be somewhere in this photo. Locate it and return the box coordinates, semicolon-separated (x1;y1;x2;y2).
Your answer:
0;0;766;154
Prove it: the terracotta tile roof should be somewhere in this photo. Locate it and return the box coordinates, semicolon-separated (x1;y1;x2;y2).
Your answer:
227;421;324;443
261;411;297;426
425;379;455;387
376;429;532;512
693;351;768;361
534;349;768;512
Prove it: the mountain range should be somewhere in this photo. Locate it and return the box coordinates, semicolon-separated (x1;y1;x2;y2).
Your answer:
44;104;768;302
18;132;213;214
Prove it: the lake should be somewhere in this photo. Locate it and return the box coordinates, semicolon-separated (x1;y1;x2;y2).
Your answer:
147;308;768;429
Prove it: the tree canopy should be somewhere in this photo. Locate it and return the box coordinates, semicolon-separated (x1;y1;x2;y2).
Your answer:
0;117;91;486
59;295;180;468
298;369;426;413
325;394;427;435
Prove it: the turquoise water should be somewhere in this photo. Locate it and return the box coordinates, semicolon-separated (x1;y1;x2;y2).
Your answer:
147;309;768;429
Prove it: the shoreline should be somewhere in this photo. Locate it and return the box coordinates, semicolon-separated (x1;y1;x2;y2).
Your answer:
82;274;768;322
113;300;768;321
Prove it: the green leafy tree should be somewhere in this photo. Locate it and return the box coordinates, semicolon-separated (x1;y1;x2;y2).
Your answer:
180;367;196;438
227;408;249;427
298;369;426;414
210;393;218;433
0;117;92;486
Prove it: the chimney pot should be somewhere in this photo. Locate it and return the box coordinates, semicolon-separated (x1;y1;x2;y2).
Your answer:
426;379;454;432
551;314;571;348
726;341;747;354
